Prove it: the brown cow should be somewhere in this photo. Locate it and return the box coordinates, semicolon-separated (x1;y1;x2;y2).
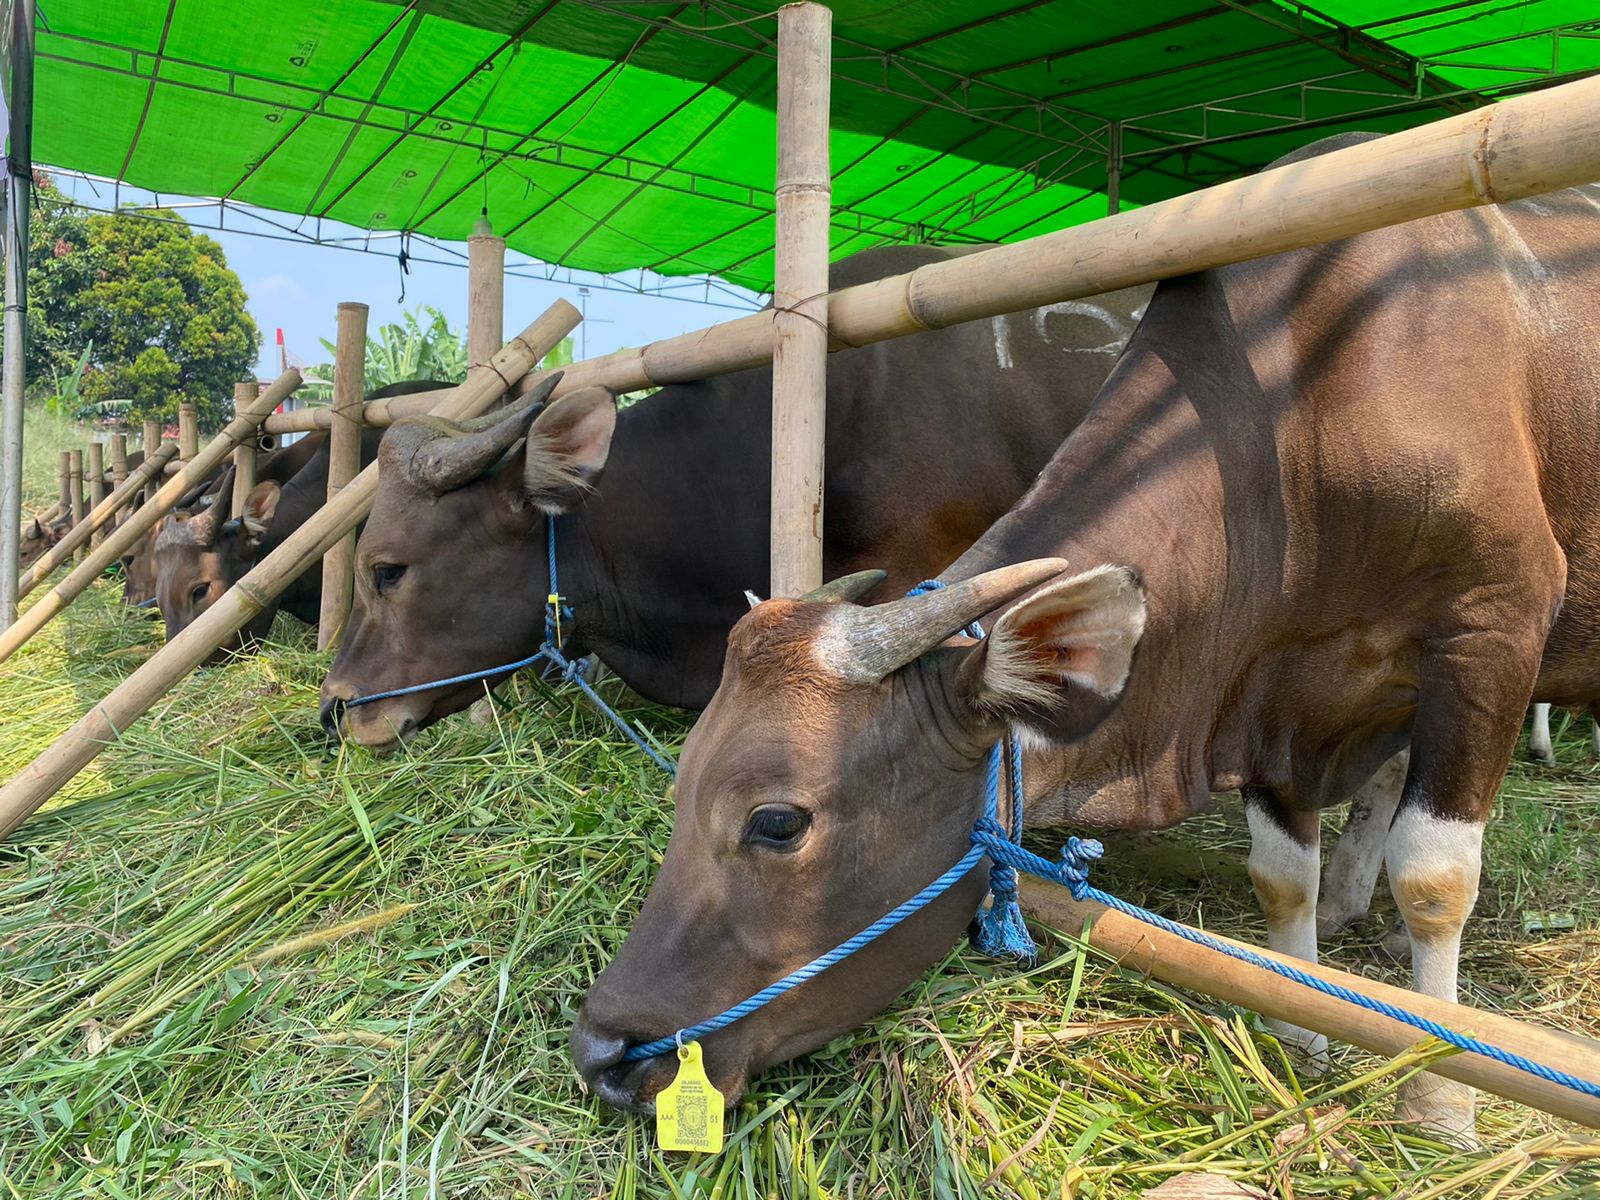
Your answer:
320;245;1152;749
572;137;1600;1140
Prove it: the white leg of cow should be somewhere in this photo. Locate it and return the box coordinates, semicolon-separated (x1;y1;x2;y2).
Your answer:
1590;714;1600;761
1527;703;1555;766
1386;806;1483;1143
1318;750;1407;939
1244;796;1328;1071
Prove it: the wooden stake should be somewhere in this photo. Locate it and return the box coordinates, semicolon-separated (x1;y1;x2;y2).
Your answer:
87;442;106;548
231;382;259;520
142;420;161;504
1018;878;1600;1128
0;373;299;666
467;215;506;372
178;403;199;461
67;450;84;563
318;303;368;650
0;304;578;836
17;444;179;599
57;451;70;514
111;433;128;490
769;2;831;598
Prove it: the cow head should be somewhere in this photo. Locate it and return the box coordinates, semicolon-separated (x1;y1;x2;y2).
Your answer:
19;513;63;570
571;560;1146;1111
154;481;281;654
321;375;615;750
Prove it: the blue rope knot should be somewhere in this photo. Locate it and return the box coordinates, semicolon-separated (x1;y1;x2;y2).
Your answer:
1058;836;1105;900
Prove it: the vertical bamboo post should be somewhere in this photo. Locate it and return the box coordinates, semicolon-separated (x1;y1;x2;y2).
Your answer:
769;2;832;598
67;450;84;563
86;442;106;547
467;214;506;373
231;382;259;517
0;0;35;630
57;451;71;515
0;303;577;835
319;303;368;650
142;420;161;502
110;433;128;490
178;403;199;461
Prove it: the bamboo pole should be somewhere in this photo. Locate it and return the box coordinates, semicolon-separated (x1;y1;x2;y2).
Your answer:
769;2;831;598
1018;878;1600;1128
0;373;298;666
56;451;70;515
67;451;84;563
86;442;106;548
231;383;260;518
110;433;128;491
467;215;506;371
318;303;368;650
0;303;578;837
142;420;161;503
177;403;199;461
17;444;179;599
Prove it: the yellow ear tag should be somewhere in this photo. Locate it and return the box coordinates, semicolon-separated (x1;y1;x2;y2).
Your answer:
655;1041;724;1153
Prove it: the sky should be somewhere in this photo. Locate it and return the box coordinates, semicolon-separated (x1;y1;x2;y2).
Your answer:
49;173;765;381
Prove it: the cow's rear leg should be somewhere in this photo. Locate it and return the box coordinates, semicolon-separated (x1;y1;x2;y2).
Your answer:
1527;703;1556;766
1244;790;1328;1071
1318;750;1407;939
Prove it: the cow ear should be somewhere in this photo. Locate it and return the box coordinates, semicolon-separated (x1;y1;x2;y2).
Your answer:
957;565;1146;743
239;482;282;550
519;386;617;514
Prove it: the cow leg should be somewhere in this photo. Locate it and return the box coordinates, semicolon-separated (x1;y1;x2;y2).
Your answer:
1590;708;1600;761
1243;790;1327;1070
1527;703;1556;766
1318;750;1407;939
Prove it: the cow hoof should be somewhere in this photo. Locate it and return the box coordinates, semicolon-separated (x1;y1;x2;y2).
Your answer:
1316;899;1368;941
1399;1077;1478;1147
1526;747;1557;768
1270;1021;1329;1076
469;697;495;727
1378;918;1412;963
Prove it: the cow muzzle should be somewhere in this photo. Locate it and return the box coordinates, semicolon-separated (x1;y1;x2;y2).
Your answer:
569;1013;679;1114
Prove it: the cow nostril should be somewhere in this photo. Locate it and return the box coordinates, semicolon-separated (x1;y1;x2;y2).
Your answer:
569;1018;629;1081
320;696;347;741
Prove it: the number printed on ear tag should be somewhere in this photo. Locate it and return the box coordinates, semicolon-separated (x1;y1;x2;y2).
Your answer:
655;1041;724;1153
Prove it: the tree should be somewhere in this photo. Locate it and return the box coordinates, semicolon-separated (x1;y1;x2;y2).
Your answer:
25;173;260;427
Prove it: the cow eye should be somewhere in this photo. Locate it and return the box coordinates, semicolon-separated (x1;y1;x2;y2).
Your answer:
190;584;209;605
744;804;811;850
373;563;406;592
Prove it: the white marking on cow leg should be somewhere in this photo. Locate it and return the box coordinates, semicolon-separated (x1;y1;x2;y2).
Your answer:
1245;801;1328;1070
1528;703;1555;766
1590;715;1599;762
991;316;1014;370
1318;750;1406;938
1387;807;1483;1143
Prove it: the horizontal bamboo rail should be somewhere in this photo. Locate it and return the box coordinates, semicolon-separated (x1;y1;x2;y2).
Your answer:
17;443;179;599
0;302;579;838
0;374;297;666
1018;879;1600;1127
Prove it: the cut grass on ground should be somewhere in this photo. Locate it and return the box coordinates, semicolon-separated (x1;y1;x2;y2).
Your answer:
1;583;1597;1197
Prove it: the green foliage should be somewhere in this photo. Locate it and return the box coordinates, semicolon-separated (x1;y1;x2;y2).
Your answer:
25;173;260;428
43;341;93;418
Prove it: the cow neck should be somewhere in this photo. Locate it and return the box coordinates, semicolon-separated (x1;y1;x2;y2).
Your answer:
945;353;1240;832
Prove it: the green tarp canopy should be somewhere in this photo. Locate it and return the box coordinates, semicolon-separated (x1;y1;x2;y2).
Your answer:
34;1;1600;292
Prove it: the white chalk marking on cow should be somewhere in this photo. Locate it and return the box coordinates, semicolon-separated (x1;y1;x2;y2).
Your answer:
991;317;1014;370
1030;301;1130;349
1488;206;1553;283
1318;750;1406;938
1245;801;1328;1068
1386;806;1483;1141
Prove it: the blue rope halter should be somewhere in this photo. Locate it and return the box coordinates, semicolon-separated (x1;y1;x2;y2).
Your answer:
345;519;676;776
616;583;1600;1104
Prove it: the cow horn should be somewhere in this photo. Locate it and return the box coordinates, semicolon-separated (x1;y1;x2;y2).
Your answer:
820;559;1070;682
400;372;564;494
798;569;886;604
182;504;223;550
